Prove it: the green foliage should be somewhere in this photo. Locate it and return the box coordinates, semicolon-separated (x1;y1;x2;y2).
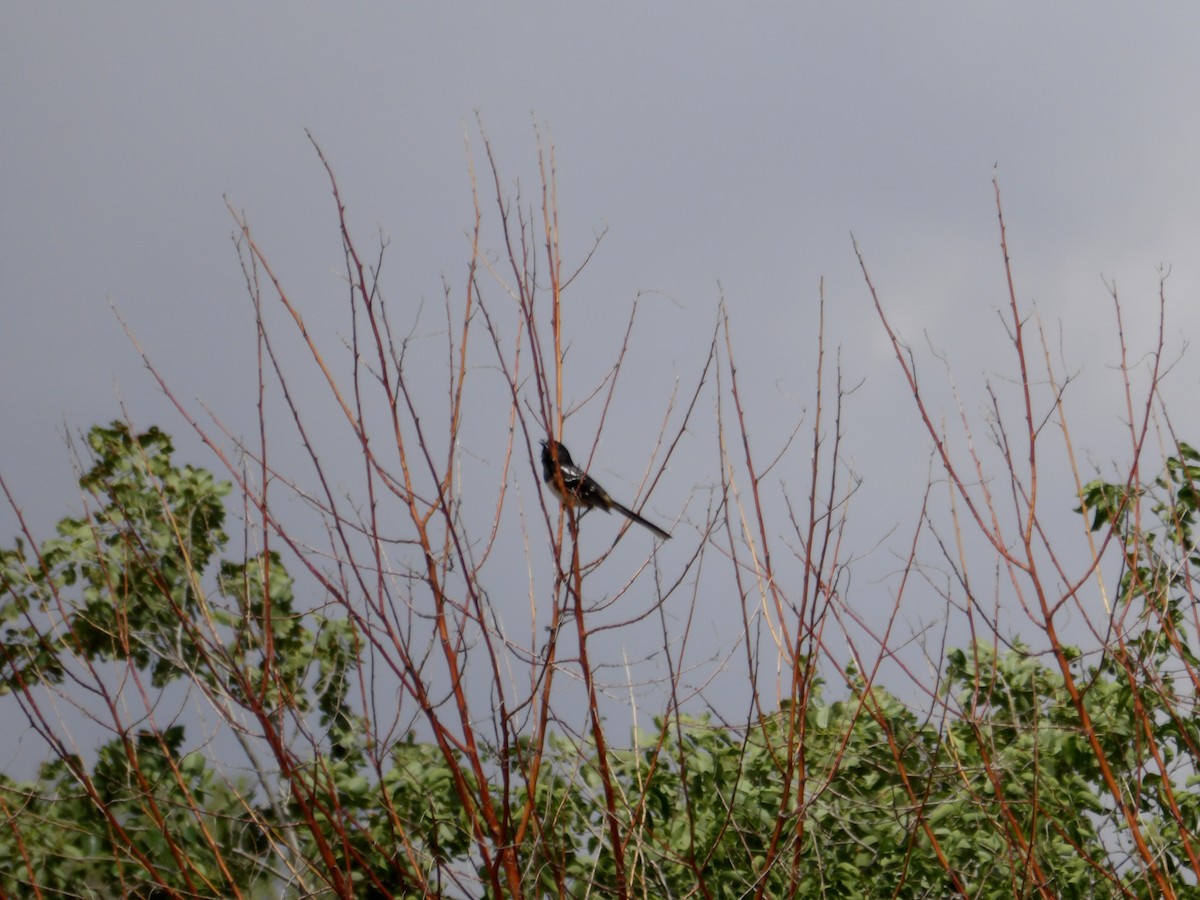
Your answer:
1;423;230;689
0;424;363;897
4;423;1200;896
0;729;268;898
1081;442;1200;622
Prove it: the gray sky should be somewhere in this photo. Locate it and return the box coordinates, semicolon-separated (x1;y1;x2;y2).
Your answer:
4;5;1200;742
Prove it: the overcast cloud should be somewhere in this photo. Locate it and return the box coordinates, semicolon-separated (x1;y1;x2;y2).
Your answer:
4;6;1200;754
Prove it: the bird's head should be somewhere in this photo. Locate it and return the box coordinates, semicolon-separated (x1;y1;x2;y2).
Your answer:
540;439;573;468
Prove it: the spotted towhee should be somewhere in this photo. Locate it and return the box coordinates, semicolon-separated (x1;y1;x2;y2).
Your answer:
540;439;671;541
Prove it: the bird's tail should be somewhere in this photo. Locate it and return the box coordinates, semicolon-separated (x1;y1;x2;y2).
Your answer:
610;501;671;541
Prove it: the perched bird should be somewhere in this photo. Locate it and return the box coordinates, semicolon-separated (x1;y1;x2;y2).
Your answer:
540;439;671;541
